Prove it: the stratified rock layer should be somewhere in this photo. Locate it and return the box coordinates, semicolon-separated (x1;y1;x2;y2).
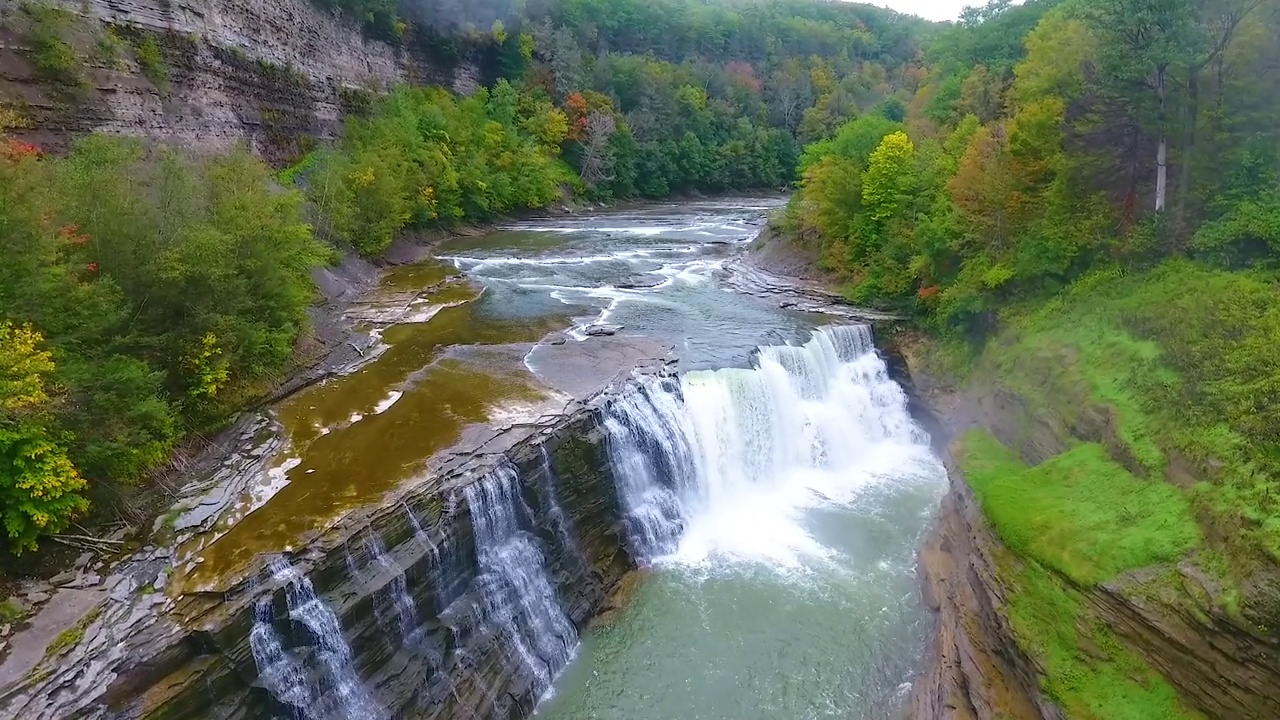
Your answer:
0;0;480;162
2;404;632;720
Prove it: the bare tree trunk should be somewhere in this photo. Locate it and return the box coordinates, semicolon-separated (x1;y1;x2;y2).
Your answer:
1154;64;1168;212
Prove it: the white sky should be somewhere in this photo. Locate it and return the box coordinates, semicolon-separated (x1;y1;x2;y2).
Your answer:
871;0;974;22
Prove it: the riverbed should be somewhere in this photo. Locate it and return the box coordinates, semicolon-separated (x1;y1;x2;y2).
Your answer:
434;197;947;719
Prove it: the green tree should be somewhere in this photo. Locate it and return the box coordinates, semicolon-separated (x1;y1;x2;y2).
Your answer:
0;322;89;554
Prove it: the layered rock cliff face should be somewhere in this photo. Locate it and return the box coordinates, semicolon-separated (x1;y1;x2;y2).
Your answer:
0;0;480;162
12;403;635;720
899;341;1280;720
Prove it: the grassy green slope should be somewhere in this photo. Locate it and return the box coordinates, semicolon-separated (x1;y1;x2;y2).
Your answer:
940;259;1280;718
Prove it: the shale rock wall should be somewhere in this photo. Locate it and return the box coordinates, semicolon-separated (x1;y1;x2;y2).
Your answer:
0;0;480;162
5;403;635;720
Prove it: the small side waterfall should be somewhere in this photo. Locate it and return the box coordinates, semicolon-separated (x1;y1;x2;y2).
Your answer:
361;535;426;650
249;557;386;720
602;324;932;566
464;464;578;697
249;600;313;712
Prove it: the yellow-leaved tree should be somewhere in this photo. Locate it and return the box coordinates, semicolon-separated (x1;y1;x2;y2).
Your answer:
0;322;89;553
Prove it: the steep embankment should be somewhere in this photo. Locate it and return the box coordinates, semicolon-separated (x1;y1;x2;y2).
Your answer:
900;263;1280;720
0;0;477;162
749;237;1280;719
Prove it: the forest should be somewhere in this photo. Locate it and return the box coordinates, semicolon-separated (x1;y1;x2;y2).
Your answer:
782;0;1280;334
0;0;932;553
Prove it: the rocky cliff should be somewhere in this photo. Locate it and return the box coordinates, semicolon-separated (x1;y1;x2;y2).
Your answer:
0;0;480;163
2;392;646;720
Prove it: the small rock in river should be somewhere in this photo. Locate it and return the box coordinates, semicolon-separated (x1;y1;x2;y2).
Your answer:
584;324;622;336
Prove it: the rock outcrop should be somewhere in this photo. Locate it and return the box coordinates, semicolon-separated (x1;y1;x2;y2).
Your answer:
0;0;480;162
0;388;646;720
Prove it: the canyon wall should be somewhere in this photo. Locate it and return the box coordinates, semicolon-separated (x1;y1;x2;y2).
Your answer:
0;0;480;162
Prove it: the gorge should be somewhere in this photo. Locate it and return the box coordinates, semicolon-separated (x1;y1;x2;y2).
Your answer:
5;0;1280;716
0;199;948;720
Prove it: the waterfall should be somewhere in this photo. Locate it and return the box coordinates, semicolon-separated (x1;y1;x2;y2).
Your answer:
250;600;313;714
249;557;386;720
360;534;427;650
601;375;701;564
464;464;578;697
602;324;933;566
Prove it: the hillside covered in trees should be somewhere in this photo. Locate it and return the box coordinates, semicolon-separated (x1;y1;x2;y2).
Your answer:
0;0;933;555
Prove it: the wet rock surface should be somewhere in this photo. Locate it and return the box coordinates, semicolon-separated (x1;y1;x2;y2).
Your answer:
718;256;897;322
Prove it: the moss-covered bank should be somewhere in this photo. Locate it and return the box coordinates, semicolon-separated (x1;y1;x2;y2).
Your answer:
903;260;1280;720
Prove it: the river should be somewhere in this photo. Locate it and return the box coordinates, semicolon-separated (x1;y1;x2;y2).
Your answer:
433;197;947;720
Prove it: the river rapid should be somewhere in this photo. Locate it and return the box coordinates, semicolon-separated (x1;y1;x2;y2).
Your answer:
435;197;947;720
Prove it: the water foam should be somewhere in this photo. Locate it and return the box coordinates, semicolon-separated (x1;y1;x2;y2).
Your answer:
602;325;940;572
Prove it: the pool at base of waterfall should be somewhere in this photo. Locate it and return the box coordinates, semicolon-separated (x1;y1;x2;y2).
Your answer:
430;198;947;720
534;325;944;720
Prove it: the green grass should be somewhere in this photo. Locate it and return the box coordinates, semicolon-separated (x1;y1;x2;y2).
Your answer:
0;599;29;623
968;260;1280;564
1003;556;1203;720
43;606;100;658
958;429;1202;585
987;317;1170;475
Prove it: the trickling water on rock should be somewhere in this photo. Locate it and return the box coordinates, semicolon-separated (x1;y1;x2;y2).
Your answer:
463;464;579;698
251;557;386;720
534;446;593;580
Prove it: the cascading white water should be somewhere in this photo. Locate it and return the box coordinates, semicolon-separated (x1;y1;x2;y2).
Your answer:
603;324;936;568
464;464;578;696
251;556;386;720
249;599;314;711
601;376;701;564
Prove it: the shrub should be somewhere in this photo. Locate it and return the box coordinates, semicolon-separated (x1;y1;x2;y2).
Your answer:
132;34;168;88
23;2;83;86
